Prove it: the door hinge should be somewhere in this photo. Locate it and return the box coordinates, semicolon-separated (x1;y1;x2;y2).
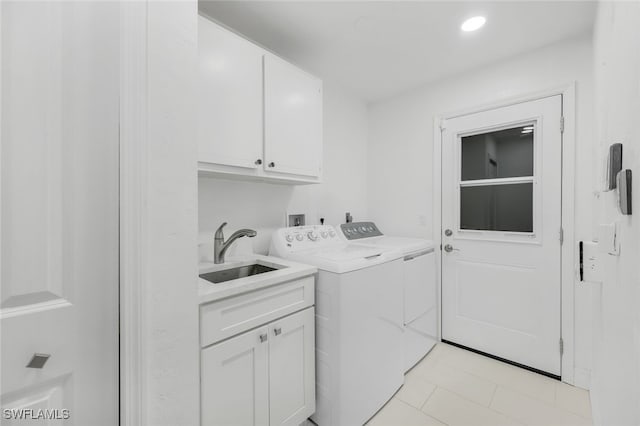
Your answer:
559;337;564;355
560;116;565;133
559;228;564;245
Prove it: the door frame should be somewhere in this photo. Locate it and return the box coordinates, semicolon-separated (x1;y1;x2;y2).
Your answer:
120;2;148;425
433;83;577;385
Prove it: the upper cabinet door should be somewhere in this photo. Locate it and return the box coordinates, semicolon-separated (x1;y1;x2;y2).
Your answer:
198;16;263;169
264;54;323;178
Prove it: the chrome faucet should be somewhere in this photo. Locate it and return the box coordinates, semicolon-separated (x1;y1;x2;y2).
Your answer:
214;222;257;264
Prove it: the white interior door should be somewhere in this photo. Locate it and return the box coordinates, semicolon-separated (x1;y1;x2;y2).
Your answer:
1;2;119;423
441;96;563;376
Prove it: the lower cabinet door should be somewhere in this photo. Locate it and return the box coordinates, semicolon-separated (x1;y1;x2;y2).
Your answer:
201;326;270;426
268;307;316;426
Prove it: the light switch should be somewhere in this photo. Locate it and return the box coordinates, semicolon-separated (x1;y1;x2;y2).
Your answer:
598;222;619;256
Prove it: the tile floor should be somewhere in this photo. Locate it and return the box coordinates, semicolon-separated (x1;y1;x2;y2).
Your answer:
365;343;593;426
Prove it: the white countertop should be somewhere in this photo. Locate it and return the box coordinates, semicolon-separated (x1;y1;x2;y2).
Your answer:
198;254;317;304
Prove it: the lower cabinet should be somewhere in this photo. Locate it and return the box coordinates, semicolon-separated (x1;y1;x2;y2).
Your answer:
201;324;270;426
201;307;315;426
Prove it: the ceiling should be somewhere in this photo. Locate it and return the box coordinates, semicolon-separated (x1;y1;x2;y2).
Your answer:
199;1;596;102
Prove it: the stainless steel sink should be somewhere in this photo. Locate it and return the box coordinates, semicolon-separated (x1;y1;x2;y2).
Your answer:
199;264;279;284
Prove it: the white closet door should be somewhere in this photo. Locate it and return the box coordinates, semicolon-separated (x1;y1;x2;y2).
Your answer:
264;54;322;178
198;15;263;169
1;2;119;423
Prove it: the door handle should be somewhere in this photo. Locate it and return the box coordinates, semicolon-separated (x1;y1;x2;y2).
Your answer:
259;333;268;343
273;327;282;336
444;229;453;237
26;353;51;369
444;244;459;253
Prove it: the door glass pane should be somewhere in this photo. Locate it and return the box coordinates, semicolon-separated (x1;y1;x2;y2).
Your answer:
460;183;533;232
461;125;534;180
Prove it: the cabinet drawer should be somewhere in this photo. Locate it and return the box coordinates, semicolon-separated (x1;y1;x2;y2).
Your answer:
201;276;314;347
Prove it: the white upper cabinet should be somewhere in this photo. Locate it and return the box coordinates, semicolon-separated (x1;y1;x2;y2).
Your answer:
198;15;263;169
263;54;323;178
198;15;323;184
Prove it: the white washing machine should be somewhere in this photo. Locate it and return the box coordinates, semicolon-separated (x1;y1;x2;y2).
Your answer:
270;225;405;426
339;222;437;372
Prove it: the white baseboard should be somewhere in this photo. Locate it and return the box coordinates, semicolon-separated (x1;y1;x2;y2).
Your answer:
573;366;591;390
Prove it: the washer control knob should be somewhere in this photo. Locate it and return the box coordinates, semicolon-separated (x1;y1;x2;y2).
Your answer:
307;231;318;241
329;230;336;238
285;234;294;243
320;231;328;239
296;234;304;242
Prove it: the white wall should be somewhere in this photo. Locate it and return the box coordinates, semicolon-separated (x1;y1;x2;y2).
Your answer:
367;34;595;387
145;1;200;424
590;2;640;425
198;82;369;258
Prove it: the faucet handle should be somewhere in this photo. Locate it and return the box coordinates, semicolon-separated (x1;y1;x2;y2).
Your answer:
215;222;227;238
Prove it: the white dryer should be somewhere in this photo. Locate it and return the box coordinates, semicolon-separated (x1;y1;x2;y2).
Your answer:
270;225;404;426
339;222;437;372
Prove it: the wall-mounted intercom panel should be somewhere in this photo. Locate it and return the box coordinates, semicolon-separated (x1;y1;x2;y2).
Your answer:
617;169;632;215
606;143;623;190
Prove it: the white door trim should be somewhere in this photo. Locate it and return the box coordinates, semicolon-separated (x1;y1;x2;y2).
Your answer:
120;2;148;424
433;83;577;385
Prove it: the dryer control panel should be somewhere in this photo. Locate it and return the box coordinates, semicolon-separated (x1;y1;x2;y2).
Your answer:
341;221;383;240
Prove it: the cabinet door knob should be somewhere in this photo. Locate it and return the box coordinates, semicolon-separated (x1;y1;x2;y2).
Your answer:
255;159;262;165
259;333;268;343
273;327;282;336
268;162;275;168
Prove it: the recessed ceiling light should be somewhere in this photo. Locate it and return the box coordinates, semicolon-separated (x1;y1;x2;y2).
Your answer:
461;16;486;32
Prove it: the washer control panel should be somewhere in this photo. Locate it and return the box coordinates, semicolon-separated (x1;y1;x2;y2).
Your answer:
273;225;339;251
340;221;383;240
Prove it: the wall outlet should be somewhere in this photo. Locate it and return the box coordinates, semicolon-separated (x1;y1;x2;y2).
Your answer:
581;241;602;283
287;214;306;227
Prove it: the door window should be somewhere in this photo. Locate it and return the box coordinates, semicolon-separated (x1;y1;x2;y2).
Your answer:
459;125;535;233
